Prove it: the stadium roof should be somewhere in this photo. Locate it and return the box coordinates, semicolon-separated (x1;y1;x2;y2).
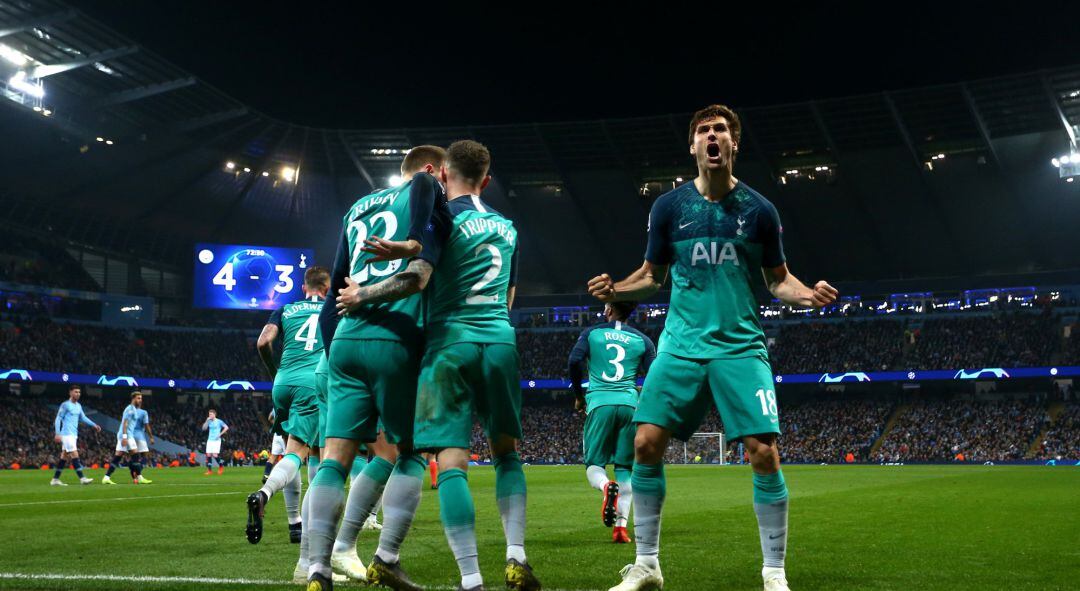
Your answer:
0;0;1078;293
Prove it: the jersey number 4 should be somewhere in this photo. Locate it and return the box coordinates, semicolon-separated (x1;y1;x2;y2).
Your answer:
348;212;401;283
294;315;319;351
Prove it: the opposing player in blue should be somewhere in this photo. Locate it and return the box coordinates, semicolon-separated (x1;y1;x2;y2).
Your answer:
103;391;152;484
202;409;229;475
568;301;656;544
588;104;837;591
52;385;101;486
132;397;154;484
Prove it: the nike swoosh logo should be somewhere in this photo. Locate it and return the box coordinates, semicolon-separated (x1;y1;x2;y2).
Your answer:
768;533;785;540
678;221;694;229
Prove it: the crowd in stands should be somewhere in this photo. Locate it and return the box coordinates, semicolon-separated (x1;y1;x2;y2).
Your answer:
907;313;1059;370
1035;403;1080;460
769;321;904;374
876;398;1047;463
0;317;265;380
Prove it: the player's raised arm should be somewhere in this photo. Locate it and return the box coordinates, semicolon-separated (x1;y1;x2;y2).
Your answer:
257;308;282;379
335;260;434;314
763;264;837;309
756;198;837;308
588;262;669;303
201;417;209;431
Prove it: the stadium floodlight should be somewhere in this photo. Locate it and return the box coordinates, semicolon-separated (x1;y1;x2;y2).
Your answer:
105;140;114;145
225;161;236;170
675;177;683;182
388;174;403;186
8;71;44;98
96;137;103;142
281;166;296;182
261;171;269;177
41;109;51;116
1052;158;1061;167
0;44;29;66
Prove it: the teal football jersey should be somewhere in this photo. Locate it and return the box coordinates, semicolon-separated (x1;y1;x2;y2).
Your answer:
268;295;324;387
568;320;656;413
422;195;519;350
644;180;785;359
331;174;440;345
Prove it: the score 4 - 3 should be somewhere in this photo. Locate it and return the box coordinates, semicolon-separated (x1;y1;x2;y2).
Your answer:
212;262;295;293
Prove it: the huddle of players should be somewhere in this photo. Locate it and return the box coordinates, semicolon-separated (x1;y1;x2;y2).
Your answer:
249;140;534;591
250;104;838;591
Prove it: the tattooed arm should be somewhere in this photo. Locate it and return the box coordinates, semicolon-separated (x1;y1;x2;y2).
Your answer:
335;259;434;315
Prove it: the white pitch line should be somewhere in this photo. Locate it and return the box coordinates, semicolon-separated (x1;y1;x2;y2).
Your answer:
0;572;281;585
0;572;599;590
0;491;239;508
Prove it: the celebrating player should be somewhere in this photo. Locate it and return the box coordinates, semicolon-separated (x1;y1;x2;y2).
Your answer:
410;140;540;591
304;145;447;591
201;409;229;475
588;104;837;591
247;265;330;547
567;301;656;544
51;385;101;486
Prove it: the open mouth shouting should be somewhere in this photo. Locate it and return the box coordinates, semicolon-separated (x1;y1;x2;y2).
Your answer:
706;142;722;162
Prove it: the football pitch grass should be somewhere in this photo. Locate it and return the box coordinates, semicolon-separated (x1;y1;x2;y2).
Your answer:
1;464;1076;591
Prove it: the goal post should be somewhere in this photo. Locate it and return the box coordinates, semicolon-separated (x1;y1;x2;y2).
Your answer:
665;432;726;465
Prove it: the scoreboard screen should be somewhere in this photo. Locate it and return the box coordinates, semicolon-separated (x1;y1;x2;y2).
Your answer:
193;244;315;310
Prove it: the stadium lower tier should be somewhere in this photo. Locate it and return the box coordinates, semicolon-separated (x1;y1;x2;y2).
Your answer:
3;391;1075;470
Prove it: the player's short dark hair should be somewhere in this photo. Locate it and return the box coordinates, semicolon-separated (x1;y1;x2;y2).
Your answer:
130;391;142;400
609;301;639;321
304;265;331;289
68;385;80;393
688;104;742;146
400;145;447;175
446;140;491;184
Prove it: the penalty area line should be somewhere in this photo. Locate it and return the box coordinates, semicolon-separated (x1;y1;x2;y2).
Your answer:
0;491;240;508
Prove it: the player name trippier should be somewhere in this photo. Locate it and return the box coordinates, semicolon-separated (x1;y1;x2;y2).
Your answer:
457;216;516;244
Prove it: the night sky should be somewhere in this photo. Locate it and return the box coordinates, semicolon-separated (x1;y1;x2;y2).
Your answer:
79;2;1080;128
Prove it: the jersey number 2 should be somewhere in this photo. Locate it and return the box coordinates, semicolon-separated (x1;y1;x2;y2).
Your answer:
466;244;503;304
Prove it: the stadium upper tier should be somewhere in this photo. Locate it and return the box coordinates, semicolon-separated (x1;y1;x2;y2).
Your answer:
0;1;1078;294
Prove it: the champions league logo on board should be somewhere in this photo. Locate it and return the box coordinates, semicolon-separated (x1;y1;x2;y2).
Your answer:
0;369;32;381
817;372;871;383
207;380;255;391
98;376;139;387
953;368;1010;380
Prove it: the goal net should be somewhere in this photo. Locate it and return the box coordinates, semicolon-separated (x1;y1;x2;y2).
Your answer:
665;432;726;465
